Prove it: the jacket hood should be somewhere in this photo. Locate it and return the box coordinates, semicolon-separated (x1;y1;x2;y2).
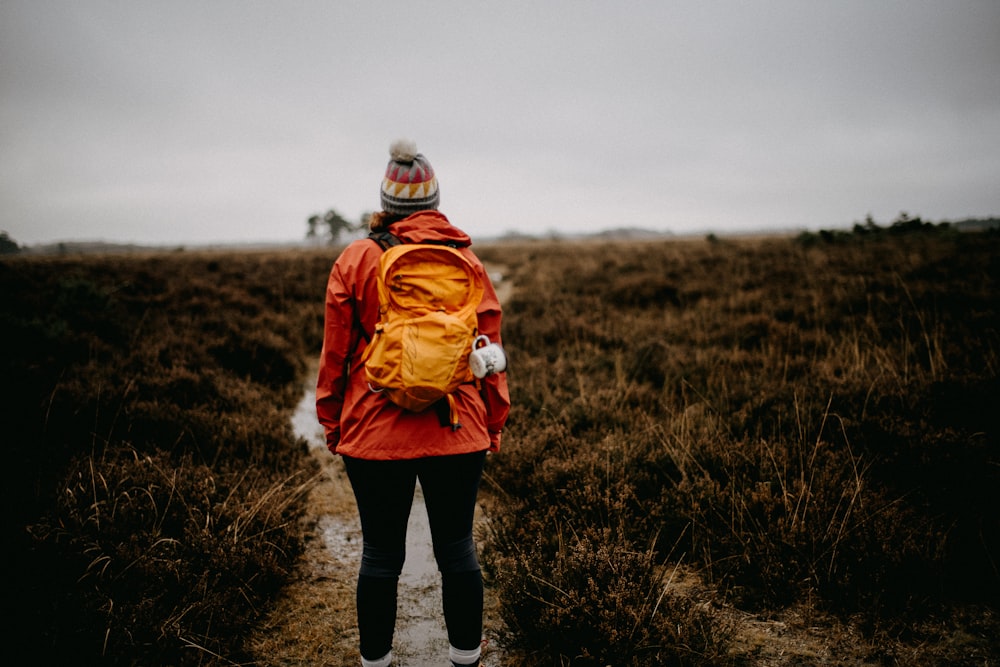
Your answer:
389;211;472;247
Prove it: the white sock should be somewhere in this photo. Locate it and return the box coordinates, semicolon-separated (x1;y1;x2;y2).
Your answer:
361;650;392;667
450;644;481;665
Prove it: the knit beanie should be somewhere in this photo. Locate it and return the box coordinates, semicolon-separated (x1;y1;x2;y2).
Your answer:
380;139;440;215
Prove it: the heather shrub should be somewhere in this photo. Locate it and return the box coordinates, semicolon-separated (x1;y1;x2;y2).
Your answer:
488;523;733;667
2;249;335;664
29;448;311;662
5;232;997;665
483;231;999;663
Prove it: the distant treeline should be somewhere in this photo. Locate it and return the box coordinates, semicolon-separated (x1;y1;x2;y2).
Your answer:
797;212;1000;245
6;214;998;258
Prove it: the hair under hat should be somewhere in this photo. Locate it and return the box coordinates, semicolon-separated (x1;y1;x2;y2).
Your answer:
380;140;440;215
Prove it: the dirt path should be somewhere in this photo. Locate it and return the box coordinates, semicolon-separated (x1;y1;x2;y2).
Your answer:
249;266;512;667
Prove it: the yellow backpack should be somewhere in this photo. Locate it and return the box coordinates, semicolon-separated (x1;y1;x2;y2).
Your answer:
361;232;484;429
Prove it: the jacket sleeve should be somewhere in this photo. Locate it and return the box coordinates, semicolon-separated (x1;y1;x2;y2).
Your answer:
315;255;358;453
476;267;511;451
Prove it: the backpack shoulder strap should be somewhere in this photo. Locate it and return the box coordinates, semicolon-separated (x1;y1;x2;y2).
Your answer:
419;238;468;249
369;230;470;251
368;230;403;251
352;231;401;344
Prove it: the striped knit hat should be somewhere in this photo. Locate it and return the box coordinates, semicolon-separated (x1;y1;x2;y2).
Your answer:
380;140;440;215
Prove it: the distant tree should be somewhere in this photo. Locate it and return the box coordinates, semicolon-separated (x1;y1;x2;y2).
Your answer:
306;214;322;240
889;211;933;234
0;231;20;255
306;209;361;244
852;214;879;236
323;209;352;243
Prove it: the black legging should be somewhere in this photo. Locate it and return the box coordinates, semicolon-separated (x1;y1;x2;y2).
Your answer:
342;451;487;661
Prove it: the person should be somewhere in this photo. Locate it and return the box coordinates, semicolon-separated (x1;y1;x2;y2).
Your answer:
316;140;510;667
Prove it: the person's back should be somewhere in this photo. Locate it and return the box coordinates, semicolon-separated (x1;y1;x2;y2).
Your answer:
316;140;510;667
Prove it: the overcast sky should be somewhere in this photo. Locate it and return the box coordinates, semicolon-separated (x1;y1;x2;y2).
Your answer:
2;1;998;246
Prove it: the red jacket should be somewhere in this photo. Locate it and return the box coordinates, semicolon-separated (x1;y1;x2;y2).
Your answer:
315;211;510;459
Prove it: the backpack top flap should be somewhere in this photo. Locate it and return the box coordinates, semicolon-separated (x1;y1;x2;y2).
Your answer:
377;244;483;319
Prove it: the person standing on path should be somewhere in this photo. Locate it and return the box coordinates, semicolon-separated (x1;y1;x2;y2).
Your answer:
316;140;510;667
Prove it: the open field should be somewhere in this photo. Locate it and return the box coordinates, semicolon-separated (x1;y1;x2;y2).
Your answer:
2;225;998;665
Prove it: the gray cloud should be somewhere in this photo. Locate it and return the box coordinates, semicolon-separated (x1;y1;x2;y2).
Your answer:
2;0;998;245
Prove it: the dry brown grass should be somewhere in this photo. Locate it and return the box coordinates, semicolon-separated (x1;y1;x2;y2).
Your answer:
4;226;998;665
477;228;1000;665
2;248;335;664
248;446;361;667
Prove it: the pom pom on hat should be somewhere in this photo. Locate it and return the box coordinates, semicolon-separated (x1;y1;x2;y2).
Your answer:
380;139;440;215
389;139;419;163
